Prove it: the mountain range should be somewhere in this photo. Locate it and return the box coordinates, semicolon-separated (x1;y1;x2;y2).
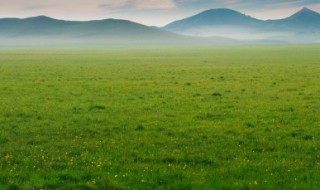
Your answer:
0;16;238;46
0;7;320;45
164;7;320;43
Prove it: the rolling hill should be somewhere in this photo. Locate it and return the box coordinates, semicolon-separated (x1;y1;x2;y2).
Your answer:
0;16;180;45
0;16;236;46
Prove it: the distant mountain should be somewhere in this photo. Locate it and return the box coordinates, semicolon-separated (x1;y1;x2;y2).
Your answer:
283;7;320;27
163;8;265;39
0;16;178;44
264;8;320;42
0;16;237;46
265;7;320;30
164;8;262;31
2;8;319;46
164;8;320;43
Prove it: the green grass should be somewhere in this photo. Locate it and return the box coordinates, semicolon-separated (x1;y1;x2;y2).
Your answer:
0;45;319;189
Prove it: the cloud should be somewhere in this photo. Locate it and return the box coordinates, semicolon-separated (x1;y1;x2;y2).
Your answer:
99;0;128;9
99;0;176;10
226;0;242;4
22;5;46;11
309;2;320;10
129;0;176;9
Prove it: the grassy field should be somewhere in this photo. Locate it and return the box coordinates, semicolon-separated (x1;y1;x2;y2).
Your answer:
0;45;319;189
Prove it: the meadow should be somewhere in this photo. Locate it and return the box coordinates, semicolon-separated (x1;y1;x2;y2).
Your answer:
0;45;319;189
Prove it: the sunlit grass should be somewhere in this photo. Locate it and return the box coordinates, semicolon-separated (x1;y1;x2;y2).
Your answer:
0;45;319;189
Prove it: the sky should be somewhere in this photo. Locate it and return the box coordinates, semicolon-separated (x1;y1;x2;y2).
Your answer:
1;0;320;26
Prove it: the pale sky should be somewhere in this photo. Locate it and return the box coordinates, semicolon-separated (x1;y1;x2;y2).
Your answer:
1;0;320;26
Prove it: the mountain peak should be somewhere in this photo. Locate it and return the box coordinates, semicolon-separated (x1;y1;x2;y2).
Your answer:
24;15;57;22
188;8;259;22
28;15;53;19
164;8;260;31
203;8;237;13
198;8;244;16
301;7;311;11
291;7;320;18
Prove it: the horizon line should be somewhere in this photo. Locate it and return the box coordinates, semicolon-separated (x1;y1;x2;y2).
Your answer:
0;6;318;27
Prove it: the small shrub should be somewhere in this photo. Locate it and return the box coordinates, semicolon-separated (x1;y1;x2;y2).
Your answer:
212;92;222;97
89;105;106;110
8;184;20;190
244;122;255;128
135;124;145;131
291;131;298;138
303;135;313;140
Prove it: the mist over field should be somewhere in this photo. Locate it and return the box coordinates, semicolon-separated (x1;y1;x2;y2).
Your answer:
1;1;320;189
0;7;320;46
163;7;320;43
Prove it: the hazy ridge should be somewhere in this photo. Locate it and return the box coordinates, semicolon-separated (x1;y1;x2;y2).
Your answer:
164;7;320;43
0;7;320;45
